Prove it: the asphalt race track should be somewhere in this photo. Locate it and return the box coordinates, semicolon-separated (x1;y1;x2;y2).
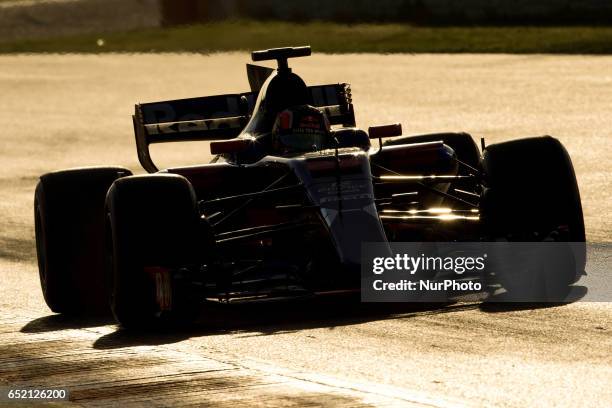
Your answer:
0;53;611;407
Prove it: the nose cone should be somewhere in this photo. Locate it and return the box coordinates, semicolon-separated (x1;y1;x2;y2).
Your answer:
291;150;391;266
320;203;388;265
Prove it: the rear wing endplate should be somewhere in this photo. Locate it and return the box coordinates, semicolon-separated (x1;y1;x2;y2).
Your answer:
133;83;355;172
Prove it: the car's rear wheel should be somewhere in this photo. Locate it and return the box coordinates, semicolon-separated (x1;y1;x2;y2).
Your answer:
481;136;585;300
34;166;132;314
105;173;211;329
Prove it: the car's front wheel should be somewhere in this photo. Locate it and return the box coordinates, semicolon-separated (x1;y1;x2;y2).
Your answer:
105;173;212;329
481;136;585;301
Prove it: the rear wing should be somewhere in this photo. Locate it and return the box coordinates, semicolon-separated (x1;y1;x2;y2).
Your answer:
133;83;355;172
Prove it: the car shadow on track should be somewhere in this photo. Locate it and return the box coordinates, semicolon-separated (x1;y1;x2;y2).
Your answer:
479;285;587;313
20;286;587;349
20;313;114;333
91;297;476;350
90;285;588;350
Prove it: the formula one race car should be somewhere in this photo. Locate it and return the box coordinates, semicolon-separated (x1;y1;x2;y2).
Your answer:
34;46;585;328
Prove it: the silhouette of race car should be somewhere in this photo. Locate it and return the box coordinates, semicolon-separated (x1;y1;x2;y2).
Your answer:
34;46;585;328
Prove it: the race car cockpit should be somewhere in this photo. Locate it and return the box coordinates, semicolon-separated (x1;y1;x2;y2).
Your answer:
133;46;359;171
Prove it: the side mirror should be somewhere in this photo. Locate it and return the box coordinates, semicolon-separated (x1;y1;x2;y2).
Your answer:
210;138;252;155
368;123;402;139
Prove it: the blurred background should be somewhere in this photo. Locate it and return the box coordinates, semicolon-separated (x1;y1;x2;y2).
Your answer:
1;0;611;53
157;0;612;25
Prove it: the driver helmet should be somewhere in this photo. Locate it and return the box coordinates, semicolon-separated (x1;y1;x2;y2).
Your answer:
271;105;331;153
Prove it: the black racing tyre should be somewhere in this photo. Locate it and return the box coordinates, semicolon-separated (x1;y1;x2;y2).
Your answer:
383;132;481;170
105;173;211;329
481;136;586;300
34;166;132;314
482;136;585;243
